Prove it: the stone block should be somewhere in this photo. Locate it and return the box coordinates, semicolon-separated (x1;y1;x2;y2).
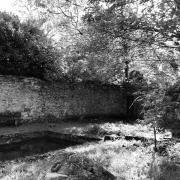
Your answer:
45;172;68;180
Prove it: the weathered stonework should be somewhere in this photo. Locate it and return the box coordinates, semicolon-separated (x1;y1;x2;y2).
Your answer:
0;76;126;124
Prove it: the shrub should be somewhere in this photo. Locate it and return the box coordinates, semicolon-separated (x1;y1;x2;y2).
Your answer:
0;12;58;80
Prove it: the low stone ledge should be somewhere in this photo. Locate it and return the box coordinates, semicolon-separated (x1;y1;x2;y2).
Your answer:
0;131;46;145
45;172;68;180
103;134;152;142
0;130;102;146
46;131;102;143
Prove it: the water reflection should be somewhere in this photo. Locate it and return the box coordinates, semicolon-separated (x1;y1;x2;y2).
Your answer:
0;137;79;161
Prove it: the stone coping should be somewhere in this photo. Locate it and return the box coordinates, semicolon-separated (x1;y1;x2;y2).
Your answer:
0;130;102;146
0;122;96;135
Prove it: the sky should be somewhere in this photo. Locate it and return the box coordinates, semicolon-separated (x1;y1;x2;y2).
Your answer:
0;0;15;12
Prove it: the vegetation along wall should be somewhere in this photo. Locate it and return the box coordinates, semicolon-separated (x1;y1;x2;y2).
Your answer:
0;76;126;124
162;81;180;136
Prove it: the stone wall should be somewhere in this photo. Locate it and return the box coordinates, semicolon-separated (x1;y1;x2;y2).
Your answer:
0;76;126;124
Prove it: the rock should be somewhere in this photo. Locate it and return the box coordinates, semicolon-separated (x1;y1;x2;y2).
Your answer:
49;124;56;128
104;134;122;141
104;135;117;141
163;132;172;139
50;152;116;180
45;172;68;180
51;162;62;172
104;134;149;143
124;135;148;142
133;143;139;147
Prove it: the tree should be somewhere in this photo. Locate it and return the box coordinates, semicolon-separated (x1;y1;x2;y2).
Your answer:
80;0;180;83
13;0;180;84
0;12;59;80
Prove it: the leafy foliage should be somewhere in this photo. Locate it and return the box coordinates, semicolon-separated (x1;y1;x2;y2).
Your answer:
0;12;59;80
13;0;180;83
4;0;180;132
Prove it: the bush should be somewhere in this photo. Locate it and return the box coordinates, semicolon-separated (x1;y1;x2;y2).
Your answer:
0;12;58;80
149;159;178;180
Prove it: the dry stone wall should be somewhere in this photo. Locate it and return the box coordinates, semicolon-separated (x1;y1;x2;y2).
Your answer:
0;76;126;124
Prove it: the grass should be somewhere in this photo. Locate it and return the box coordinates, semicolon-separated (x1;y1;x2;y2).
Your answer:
66;140;180;180
3;140;178;180
0;121;179;180
66;139;152;179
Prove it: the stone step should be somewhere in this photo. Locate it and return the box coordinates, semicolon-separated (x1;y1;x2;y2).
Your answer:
45;172;68;180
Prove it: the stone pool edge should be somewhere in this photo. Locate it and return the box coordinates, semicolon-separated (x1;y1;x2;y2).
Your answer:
0;130;102;146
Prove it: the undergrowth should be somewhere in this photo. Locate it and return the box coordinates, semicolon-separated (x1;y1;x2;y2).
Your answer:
67;140;180;180
0;122;179;180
